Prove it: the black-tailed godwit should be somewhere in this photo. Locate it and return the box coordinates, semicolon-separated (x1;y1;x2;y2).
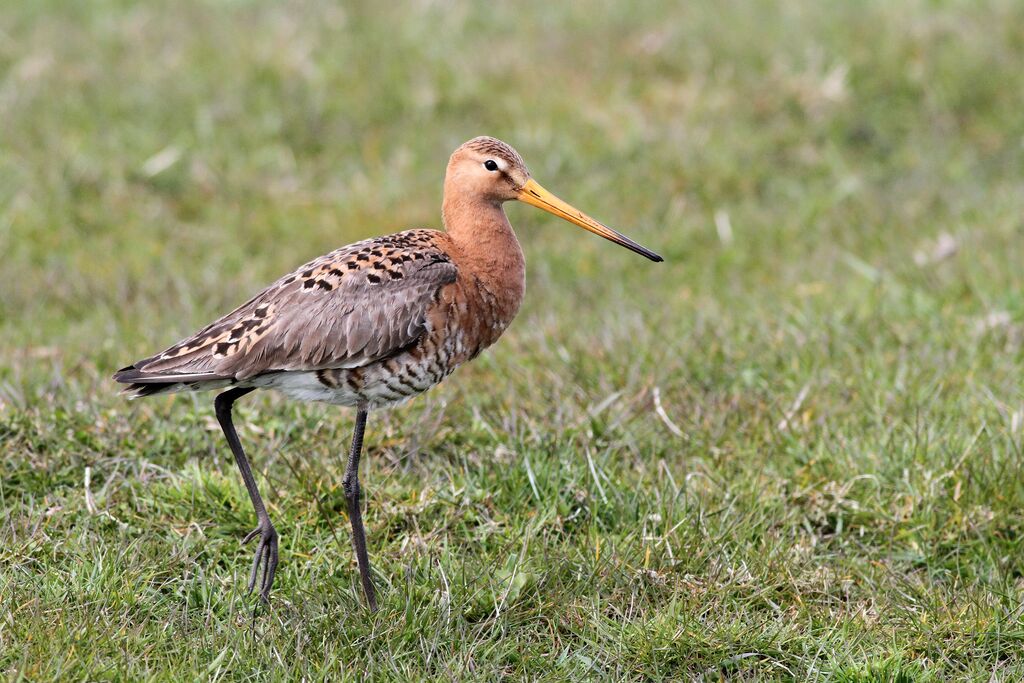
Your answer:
115;136;662;610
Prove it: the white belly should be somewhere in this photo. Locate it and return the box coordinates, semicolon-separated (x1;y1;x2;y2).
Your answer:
244;364;451;409
245;372;360;406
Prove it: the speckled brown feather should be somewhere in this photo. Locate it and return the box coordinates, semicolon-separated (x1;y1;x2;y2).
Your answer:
117;230;458;382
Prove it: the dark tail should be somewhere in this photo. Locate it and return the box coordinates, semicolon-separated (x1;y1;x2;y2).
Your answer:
113;365;229;399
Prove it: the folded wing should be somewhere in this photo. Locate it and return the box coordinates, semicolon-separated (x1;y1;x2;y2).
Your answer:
114;230;458;385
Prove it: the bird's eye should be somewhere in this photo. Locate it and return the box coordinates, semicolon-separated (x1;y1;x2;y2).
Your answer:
483;159;499;172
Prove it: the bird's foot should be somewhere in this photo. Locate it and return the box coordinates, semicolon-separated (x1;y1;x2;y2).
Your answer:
242;520;279;602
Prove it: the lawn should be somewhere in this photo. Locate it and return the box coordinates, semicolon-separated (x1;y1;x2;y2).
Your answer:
2;0;1024;680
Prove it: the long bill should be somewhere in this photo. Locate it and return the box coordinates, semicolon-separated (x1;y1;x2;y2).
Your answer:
516;178;663;262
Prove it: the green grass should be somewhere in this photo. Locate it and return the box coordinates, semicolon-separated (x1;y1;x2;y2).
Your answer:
3;0;1024;679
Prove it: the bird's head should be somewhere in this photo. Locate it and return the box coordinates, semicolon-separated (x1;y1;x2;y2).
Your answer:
447;136;663;262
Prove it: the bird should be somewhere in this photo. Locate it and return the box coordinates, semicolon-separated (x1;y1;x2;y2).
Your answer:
114;136;662;611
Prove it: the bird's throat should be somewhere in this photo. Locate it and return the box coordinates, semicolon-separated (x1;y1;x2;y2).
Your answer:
443;195;524;272
442;194;526;321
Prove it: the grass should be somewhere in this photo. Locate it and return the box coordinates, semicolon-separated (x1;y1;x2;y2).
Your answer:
2;0;1024;679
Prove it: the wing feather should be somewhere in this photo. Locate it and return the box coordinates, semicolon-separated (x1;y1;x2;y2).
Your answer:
115;230;457;384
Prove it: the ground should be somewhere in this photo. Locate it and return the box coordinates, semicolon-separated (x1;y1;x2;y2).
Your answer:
2;0;1024;680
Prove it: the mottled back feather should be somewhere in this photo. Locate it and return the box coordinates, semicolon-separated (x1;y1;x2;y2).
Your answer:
119;230;457;382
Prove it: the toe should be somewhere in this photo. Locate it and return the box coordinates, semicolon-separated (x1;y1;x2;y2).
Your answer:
247;545;263;594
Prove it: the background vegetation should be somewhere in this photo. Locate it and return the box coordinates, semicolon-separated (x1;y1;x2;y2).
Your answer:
3;0;1024;679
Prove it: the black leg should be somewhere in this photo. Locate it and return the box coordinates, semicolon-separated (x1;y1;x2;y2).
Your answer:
214;387;279;603
343;408;378;611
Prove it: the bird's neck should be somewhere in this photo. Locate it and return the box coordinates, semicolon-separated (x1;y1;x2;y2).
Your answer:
442;192;526;318
443;194;525;278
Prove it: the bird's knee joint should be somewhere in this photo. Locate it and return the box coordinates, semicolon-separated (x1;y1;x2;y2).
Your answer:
214;397;234;421
343;476;360;501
